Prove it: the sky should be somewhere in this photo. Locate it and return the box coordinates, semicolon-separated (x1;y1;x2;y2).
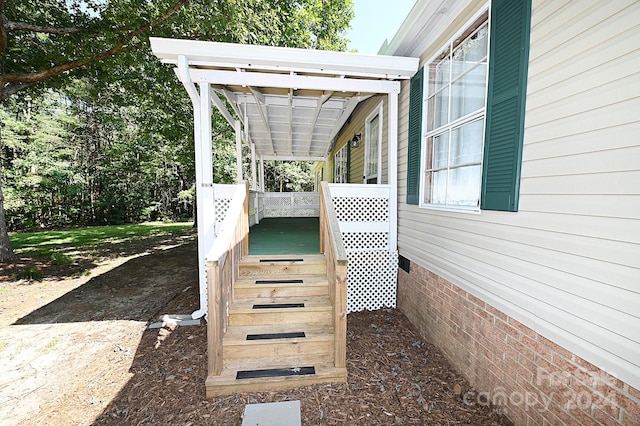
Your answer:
346;0;417;54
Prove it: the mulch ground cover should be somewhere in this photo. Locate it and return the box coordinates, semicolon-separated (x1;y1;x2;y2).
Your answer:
94;284;513;425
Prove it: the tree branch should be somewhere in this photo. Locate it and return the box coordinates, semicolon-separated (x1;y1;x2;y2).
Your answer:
0;0;189;98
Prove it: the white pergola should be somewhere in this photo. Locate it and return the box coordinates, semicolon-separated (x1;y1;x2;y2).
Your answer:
149;37;418;318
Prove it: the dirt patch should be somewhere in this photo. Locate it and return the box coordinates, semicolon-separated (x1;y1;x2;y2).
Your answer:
0;232;197;426
1;232;512;425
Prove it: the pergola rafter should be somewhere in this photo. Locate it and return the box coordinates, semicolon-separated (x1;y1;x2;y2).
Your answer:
306;92;333;156
247;86;276;156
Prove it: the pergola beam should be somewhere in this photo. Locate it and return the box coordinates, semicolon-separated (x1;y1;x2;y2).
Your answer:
261;155;326;162
151;37;419;79
189;69;402;94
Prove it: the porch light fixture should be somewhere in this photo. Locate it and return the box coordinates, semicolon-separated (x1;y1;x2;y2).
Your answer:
350;133;362;148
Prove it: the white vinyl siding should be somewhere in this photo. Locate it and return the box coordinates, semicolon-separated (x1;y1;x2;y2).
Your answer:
397;0;640;390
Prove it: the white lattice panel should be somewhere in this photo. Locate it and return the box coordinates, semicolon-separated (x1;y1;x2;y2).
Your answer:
294;208;318;217
215;198;232;222
265;208;290;218
343;232;388;251
294;195;317;206
346;250;398;313
263;196;291;206
333;197;388;222
328;184;396;313
260;192;320;218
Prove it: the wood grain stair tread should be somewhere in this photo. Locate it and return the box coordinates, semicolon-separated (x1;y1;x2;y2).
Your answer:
230;296;331;310
235;274;328;285
240;254;325;264
205;363;347;397
239;255;326;276
233;275;329;298
223;323;334;341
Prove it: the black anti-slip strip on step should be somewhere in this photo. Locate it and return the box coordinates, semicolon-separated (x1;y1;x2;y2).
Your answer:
246;331;306;340
259;258;304;262
255;279;304;284
236;366;315;380
252;303;305;309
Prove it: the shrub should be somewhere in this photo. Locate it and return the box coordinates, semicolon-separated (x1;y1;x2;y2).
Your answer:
15;266;44;281
50;252;73;266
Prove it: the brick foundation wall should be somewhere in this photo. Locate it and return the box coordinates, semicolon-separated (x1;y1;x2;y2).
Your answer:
397;262;640;425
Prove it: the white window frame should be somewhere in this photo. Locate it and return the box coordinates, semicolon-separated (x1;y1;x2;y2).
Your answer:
364;102;383;184
334;144;349;183
420;9;490;213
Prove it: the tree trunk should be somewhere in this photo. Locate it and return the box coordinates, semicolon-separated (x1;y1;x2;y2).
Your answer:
0;140;17;261
0;183;17;262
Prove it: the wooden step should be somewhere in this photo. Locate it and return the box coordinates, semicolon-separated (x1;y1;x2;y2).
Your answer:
223;324;334;361
223;323;334;340
228;296;332;326
239;254;326;277
205;362;347;397
205;251;343;398
234;275;329;298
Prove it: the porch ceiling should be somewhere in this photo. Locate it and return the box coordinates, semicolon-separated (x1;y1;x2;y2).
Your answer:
150;37;419;161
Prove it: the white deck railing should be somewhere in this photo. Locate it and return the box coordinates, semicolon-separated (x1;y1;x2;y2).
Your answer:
200;185;397;318
205;182;249;377
319;182;348;370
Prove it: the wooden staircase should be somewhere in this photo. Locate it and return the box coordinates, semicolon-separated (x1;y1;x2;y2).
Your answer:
205;254;348;397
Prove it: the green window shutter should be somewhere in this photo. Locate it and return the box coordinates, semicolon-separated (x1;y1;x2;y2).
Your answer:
481;0;532;212
406;67;424;205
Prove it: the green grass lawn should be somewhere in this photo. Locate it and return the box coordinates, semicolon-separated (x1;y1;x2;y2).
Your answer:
10;222;193;259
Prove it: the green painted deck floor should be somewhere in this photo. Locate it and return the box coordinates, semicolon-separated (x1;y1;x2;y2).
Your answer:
249;217;320;255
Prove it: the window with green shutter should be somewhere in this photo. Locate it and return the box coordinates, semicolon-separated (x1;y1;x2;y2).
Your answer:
406;0;531;212
481;0;532;212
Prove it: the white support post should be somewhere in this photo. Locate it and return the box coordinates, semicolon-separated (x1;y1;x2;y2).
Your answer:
191;82;214;320
324;156;329;184
259;158;265;192
177;55;211;320
388;92;398;252
253;191;260;224
235;119;243;183
250;143;257;190
290;193;295;217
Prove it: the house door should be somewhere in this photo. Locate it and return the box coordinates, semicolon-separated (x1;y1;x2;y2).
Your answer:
364;103;383;184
